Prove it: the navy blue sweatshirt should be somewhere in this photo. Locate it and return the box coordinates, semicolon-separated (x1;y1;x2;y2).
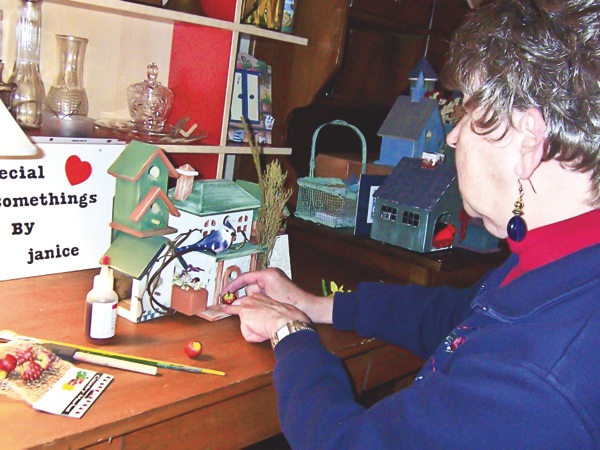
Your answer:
273;243;600;449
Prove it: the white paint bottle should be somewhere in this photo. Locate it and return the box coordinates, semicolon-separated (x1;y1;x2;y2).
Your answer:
84;256;118;345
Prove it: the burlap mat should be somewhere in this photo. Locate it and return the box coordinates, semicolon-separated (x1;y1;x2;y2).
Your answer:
0;340;73;405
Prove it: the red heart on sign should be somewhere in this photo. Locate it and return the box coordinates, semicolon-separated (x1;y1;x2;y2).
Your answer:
65;155;92;186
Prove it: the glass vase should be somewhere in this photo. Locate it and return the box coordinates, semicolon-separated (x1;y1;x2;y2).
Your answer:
46;34;89;117
9;0;45;129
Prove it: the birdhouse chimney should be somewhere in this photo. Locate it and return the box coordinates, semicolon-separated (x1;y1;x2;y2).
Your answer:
174;164;198;201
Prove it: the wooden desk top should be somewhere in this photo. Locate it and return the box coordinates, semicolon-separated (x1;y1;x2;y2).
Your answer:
1;269;418;449
287;218;509;291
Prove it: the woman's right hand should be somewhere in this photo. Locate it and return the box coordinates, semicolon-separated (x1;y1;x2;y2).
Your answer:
222;268;334;324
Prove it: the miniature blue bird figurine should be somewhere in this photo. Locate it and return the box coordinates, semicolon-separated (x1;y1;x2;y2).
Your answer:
177;220;237;256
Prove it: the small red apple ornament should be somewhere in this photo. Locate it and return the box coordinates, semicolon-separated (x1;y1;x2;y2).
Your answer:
184;341;203;359
0;354;17;374
221;291;237;305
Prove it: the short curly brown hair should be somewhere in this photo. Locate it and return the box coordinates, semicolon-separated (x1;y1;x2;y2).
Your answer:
441;0;600;205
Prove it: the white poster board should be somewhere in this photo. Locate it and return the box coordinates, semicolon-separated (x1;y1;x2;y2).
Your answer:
0;143;124;281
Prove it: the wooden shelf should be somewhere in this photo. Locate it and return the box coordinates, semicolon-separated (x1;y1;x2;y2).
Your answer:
17;0;303;178
28;130;292;156
160;144;292;155
46;0;308;45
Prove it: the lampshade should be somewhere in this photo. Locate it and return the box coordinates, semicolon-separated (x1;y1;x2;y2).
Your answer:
0;100;40;157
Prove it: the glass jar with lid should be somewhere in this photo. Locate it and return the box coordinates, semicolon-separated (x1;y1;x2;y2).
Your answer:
127;63;174;132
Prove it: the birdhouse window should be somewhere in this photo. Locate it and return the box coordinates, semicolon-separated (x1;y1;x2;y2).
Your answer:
437;212;452;225
151;202;161;215
148;165;161;180
425;129;433;141
402;211;420;227
380;205;397;221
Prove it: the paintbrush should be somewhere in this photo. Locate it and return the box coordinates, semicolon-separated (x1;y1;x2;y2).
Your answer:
0;330;225;376
42;342;158;376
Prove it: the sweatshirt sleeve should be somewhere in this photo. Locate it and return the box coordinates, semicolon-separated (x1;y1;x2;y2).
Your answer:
273;328;591;450
332;281;479;359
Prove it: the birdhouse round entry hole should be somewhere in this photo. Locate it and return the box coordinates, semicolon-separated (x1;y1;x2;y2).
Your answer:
148;165;161;180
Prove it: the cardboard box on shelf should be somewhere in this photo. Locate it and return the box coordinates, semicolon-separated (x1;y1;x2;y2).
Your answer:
315;153;394;179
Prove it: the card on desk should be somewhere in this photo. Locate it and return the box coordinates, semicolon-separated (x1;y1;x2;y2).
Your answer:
33;367;113;418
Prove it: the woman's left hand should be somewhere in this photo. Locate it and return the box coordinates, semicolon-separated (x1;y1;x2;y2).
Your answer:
221;294;311;343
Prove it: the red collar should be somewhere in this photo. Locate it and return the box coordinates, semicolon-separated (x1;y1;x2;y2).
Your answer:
502;210;600;285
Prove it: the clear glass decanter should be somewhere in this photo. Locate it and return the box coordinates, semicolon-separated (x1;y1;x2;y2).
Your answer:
9;0;45;129
46;34;89;117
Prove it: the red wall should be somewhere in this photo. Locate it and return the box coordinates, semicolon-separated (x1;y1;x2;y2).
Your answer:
167;1;236;178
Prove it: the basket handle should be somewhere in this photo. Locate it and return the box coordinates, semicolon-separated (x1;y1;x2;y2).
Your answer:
308;119;368;178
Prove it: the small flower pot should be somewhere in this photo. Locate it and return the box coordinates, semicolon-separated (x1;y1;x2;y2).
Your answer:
171;285;208;316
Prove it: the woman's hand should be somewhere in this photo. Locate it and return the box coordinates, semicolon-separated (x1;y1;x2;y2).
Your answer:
221;293;310;342
222;268;334;324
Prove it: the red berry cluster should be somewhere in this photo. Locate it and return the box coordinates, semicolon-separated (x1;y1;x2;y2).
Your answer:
0;345;55;382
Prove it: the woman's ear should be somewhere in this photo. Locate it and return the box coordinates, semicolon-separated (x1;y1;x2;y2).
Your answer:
515;107;546;179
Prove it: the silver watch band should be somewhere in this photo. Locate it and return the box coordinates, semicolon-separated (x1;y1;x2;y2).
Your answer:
271;320;317;349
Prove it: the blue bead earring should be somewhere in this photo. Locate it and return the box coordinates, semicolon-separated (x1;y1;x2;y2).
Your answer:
507;180;527;242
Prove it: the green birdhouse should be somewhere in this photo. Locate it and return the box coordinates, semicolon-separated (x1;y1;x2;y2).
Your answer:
108;140;181;237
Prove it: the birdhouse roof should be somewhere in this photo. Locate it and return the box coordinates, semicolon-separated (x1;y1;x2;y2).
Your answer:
129;186;181;223
408;57;438;81
103;233;168;279
108;140;179;181
168;179;262;216
374;157;457;210
378;96;441;141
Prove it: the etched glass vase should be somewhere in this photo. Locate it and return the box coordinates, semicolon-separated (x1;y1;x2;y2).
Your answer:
9;0;45;128
46;34;89;117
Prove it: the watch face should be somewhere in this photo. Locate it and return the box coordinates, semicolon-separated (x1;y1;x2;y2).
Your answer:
271;321;316;349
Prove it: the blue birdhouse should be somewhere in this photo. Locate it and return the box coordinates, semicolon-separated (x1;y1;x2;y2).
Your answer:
370;156;462;253
408;57;438;95
376;92;446;167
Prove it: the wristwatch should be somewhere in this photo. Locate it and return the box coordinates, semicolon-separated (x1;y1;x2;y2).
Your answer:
271;320;317;349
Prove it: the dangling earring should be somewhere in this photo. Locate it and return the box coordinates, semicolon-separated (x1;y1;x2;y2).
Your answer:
507;180;527;242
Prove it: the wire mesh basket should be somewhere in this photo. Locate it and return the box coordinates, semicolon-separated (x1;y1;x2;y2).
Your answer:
295;120;367;228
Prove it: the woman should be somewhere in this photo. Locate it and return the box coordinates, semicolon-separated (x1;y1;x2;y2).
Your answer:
222;0;600;447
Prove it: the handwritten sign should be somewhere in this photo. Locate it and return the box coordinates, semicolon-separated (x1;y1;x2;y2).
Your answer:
1;143;124;281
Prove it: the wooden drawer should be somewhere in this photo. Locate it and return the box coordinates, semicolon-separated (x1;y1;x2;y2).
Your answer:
85;385;281;450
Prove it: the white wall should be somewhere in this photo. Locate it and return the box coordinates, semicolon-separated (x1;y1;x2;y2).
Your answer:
0;0;173;120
